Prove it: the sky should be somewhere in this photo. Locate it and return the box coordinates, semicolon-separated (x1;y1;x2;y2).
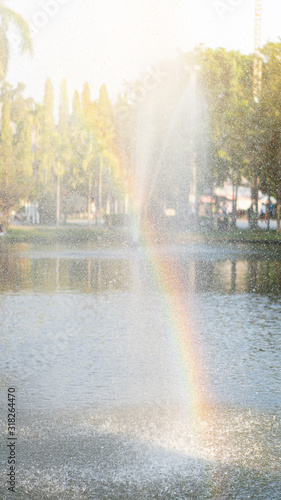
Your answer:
6;0;281;107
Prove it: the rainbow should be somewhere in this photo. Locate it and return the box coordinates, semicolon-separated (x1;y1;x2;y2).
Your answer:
138;216;213;417
101;137;214;418
77;101;213;418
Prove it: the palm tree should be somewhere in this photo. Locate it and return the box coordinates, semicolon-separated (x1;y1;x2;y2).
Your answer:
0;1;32;80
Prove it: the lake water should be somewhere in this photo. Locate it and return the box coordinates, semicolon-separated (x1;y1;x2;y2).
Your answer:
0;241;280;499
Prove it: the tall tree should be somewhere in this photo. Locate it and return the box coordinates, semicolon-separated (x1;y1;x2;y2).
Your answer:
12;84;33;183
258;42;281;232
56;78;71;225
95;84;120;224
0;84;33;228
35;78;58;224
0;0;32;80
59;78;69;131
81;81;93;126
198;47;254;225
39;77;56;188
0;84;14;228
72;90;81;122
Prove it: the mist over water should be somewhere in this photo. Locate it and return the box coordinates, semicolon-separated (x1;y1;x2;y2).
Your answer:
2;1;281;498
1;82;280;494
1;47;280;500
0;242;281;498
131;61;208;240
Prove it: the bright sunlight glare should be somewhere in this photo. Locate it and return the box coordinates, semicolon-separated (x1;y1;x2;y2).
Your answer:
7;0;281;105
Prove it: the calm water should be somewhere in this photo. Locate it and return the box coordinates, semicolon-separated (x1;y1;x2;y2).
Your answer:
0;241;281;499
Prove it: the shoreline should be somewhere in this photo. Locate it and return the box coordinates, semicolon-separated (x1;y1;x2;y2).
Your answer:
1;225;281;246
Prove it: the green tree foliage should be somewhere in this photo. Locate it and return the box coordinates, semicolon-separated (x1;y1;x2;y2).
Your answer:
2;42;281;232
258;42;281;231
0;0;32;80
69;84;97;200
69;83;120;225
56;78;72;223
198;48;252;188
0;83;33;228
12;84;33;180
36;77;57;190
34;78;58;224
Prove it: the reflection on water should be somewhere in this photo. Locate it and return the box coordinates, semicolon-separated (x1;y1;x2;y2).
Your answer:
0;244;132;294
0;242;280;499
0;242;281;296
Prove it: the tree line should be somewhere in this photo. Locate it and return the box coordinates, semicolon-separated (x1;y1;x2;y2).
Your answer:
1;1;281;231
197;43;281;232
0;78;126;229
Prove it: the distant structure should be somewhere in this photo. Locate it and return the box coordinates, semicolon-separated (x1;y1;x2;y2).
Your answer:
253;0;262;103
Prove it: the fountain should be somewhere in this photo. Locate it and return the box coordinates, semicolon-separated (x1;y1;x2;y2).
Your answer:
0;61;280;500
130;61;208;242
1;237;281;498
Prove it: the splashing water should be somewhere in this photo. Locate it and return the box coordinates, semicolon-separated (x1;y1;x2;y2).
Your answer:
131;62;207;241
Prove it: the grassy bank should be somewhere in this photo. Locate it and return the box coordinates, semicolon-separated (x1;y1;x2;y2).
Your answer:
196;228;281;244
3;225;130;246
1;225;281;245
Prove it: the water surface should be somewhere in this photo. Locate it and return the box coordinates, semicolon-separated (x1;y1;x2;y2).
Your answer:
0;241;280;499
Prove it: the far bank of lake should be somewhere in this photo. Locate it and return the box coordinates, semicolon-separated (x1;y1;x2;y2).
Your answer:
2;224;281;246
